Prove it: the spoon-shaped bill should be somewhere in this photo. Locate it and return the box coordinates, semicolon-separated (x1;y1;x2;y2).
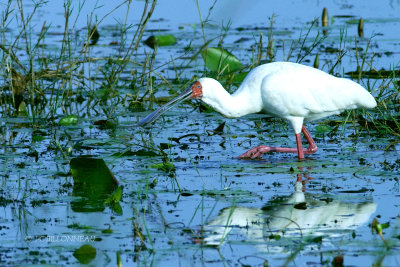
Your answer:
138;88;192;127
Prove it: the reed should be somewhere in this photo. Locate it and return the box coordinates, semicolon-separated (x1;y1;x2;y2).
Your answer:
0;0;158;123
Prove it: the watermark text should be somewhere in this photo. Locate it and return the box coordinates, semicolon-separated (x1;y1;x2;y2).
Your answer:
25;235;97;243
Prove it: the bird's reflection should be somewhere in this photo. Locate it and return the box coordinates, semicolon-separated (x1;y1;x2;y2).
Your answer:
201;180;376;253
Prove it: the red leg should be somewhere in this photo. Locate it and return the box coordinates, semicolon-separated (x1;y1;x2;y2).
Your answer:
301;125;318;154
296;133;304;159
238;125;318;160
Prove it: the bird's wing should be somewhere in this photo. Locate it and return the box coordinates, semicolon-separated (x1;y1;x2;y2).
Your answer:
260;69;374;121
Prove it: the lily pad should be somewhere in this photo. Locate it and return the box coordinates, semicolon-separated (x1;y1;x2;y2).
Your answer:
73;244;97;264
233;71;249;83
59;115;79;126
151;162;176;173
315;125;333;134
201;47;243;73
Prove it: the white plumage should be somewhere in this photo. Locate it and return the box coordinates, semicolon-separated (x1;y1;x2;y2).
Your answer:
139;61;377;160
198;62;376;134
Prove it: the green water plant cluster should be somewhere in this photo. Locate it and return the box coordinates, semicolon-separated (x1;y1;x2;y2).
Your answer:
0;0;398;142
0;0;158;124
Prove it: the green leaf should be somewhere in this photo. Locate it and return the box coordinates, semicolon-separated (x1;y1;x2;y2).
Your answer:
110;202;123;215
201;47;243;73
309;236;323;243
102;228;114;234
151;162;176;173
18;101;28;116
104;186;123;205
67;223;92;230
315;125;333;133
73;244;97;264
381;222;390;230
32;135;45;142
233;71;249;83
59;115;78;126
144;34;177;49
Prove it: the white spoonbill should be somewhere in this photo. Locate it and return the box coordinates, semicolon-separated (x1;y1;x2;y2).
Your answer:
139;61;377;160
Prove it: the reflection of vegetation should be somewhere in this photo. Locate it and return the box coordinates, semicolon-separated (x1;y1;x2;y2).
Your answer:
70;157;121;213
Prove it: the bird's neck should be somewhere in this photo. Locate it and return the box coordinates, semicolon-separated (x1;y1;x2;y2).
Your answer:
202;84;261;118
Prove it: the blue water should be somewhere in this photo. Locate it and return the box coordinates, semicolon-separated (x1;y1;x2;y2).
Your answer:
1;0;400;266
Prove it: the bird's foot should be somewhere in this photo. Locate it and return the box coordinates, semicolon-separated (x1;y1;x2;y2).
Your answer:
238;146;272;159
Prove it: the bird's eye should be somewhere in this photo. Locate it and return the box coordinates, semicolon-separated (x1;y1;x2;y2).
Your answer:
197;84;201;89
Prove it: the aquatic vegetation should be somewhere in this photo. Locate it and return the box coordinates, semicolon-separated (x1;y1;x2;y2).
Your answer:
0;1;399;266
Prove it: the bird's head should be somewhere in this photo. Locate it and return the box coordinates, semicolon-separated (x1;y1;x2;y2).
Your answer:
189;77;223;101
190;81;203;99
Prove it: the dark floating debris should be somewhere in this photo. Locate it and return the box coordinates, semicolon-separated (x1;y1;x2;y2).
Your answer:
207;121;226;136
339;187;374;193
333;15;356;18
112;149;161;157
168;133;201;144
345;69;400;79
94;119;117;129
88;25;100;45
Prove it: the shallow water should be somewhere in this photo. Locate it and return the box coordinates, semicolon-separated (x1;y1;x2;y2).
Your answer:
1;0;400;266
